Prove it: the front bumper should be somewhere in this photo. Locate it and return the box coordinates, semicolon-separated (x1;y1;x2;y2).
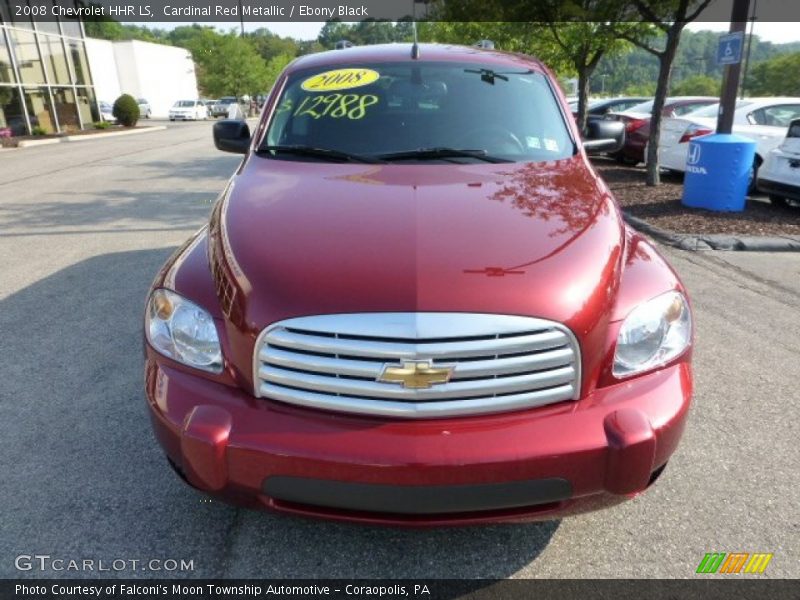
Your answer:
145;355;692;525
758;176;800;201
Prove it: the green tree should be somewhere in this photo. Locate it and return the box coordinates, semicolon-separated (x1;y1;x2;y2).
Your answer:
671;74;720;95
248;28;299;62
622;81;657;95
318;19;413;48
265;53;295;90
167;24;216;50
745;52;800;96
112;93;139;127
318;21;353;48
197;34;270;99
417;21;571;72
619;0;714;186
83;19;126;40
428;2;650;131
543;20;647;132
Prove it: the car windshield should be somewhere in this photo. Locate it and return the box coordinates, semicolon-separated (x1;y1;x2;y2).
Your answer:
175;101;195;107
137;98;147;104
220;97;237;103
262;61;573;163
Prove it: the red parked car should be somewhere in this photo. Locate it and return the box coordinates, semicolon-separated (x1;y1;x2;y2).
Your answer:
144;43;693;525
608;96;717;165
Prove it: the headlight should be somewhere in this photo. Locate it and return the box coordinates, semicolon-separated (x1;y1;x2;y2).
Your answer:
145;289;223;373
613;291;691;378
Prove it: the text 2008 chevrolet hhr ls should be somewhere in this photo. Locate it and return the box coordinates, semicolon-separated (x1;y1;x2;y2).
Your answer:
144;43;693;525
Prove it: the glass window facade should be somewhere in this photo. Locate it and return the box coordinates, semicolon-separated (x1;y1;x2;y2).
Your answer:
53;86;80;131
0;86;25;136
0;12;97;136
67;38;88;85
10;28;45;83
0;29;14;83
76;86;98;124
23;86;56;133
40;34;70;84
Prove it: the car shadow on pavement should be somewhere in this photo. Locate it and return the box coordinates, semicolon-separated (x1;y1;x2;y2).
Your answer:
0;189;215;232
0;249;559;579
132;156;242;182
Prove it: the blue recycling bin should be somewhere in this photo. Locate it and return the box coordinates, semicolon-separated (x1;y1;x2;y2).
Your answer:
681;134;757;212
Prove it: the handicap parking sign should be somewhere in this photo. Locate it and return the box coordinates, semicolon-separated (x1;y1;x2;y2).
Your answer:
717;31;744;66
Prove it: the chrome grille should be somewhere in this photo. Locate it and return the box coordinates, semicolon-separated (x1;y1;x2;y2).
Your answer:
254;313;580;418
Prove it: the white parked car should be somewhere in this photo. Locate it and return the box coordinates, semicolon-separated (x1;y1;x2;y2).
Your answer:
168;100;208;121
136;98;152;119
757;118;800;205
658;98;800;188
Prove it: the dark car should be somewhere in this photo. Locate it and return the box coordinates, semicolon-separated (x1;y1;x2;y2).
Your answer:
607;96;718;165
570;96;650;120
143;43;693;525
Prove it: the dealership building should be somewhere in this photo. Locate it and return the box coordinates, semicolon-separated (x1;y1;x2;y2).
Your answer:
0;3;99;136
85;38;199;119
1;3;199;136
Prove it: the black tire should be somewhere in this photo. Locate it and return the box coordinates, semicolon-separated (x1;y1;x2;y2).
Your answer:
661;168;683;180
768;194;788;206
747;155;762;195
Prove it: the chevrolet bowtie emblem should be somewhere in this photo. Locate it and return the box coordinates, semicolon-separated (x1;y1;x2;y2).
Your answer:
378;360;455;389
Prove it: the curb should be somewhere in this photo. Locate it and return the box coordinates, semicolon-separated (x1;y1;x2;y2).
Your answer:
12;126;167;149
623;212;800;252
17;138;61;148
64;126;167;142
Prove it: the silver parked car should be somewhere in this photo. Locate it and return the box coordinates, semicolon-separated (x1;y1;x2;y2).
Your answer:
212;96;239;118
98;101;115;122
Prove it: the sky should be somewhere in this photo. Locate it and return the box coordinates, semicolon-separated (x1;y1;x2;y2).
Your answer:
686;21;800;44
138;21;800;44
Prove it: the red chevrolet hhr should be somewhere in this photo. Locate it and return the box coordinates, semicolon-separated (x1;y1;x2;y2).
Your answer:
144;43;693;525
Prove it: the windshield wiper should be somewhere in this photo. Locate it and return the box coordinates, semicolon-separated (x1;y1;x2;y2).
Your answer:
377;148;510;163
256;145;385;164
464;68;534;84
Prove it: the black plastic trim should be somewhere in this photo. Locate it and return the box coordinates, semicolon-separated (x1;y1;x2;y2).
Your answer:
758;177;800;202
263;476;572;515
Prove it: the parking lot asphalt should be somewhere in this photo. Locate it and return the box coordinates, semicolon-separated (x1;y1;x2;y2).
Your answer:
1;120;798;579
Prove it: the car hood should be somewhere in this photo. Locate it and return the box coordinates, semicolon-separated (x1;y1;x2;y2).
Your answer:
212;156;625;336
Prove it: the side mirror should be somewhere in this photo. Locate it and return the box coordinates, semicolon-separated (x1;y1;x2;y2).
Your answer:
582;119;625;154
213;119;251;154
